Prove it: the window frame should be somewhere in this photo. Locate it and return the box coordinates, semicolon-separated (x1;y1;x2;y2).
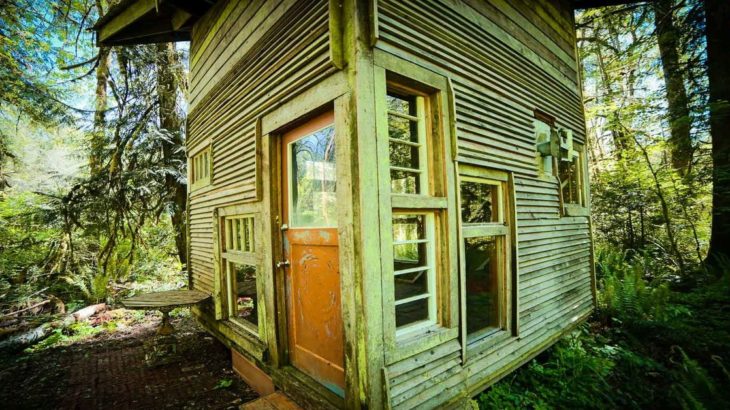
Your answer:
559;142;589;217
213;203;263;339
374;51;459;364
456;164;518;358
189;143;212;190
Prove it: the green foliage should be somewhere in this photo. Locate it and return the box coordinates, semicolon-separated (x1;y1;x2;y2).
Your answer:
669;347;729;410
480;246;730;410
213;378;233;390
62;267;111;304
596;247;672;323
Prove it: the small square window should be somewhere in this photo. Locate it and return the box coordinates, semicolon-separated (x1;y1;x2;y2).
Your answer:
227;262;258;326
190;146;212;189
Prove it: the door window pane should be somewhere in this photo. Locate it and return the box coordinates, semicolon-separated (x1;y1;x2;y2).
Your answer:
460;180;499;224
290;125;336;227
464;236;500;334
229;263;258;326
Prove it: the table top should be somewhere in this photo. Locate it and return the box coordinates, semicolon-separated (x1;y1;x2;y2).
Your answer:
122;289;210;310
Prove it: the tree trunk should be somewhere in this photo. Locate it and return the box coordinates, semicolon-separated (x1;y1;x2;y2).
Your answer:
654;0;693;176
705;0;730;269
90;0;110;174
156;43;188;266
0;304;106;351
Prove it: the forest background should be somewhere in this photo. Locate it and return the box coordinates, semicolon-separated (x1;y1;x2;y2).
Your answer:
0;1;729;409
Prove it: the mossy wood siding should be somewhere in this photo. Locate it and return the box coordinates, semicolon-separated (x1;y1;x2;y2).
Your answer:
187;0;334;294
375;0;593;407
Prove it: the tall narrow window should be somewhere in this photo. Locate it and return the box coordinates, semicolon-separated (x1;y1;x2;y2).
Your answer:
375;61;457;355
385;83;444;334
218;213;259;330
190;145;212;190
458;166;512;341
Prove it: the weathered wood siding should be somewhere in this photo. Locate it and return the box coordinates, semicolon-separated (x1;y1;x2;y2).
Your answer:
187;0;335;295
375;0;593;407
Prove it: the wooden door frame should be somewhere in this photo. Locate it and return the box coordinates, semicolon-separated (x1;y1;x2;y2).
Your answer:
258;73;356;406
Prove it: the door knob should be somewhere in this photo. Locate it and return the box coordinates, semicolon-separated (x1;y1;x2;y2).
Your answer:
276;260;290;268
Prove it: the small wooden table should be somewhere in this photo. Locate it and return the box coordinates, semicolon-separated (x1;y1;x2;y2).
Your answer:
122;289;210;335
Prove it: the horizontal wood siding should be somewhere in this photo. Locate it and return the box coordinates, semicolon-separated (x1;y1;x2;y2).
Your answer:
187;0;334;294
377;0;593;407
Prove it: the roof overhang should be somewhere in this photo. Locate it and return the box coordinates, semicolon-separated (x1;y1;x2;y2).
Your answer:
94;0;650;46
572;0;651;10
93;0;216;46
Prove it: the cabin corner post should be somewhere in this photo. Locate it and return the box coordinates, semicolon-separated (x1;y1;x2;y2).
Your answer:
340;0;385;408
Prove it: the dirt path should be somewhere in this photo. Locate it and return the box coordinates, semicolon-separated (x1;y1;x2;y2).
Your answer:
0;315;258;409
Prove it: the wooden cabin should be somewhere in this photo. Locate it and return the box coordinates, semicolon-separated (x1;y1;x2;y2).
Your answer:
95;0;606;408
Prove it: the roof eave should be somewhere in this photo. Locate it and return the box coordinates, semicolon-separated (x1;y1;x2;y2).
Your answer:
94;0;214;46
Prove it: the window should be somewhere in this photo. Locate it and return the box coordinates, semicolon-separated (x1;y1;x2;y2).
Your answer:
457;165;512;341
288;125;337;227
214;207;260;334
559;151;583;206
374;53;458;360
190;145;212;189
385;84;444;336
557;129;588;215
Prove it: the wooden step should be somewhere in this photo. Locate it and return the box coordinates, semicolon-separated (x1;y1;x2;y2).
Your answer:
240;392;302;410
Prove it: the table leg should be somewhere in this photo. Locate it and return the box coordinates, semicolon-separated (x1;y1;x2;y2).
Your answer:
158;308;174;335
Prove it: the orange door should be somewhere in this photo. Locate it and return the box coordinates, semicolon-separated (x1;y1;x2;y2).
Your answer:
281;110;345;396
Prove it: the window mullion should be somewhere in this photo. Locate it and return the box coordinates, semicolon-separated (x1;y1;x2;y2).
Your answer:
394;293;430;306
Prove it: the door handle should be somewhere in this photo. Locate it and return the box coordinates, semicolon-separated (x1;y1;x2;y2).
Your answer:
276;260;290;268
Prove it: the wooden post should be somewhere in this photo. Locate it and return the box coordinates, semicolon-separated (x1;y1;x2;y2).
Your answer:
340;0;385;407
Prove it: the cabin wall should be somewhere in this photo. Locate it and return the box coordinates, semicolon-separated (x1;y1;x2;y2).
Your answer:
374;0;593;407
186;0;334;297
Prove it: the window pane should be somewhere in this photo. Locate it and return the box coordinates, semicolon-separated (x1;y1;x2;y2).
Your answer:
460;180;498;224
465;236;500;334
395;298;429;327
389;141;420;169
393;242;427;268
387;93;417;116
230;263;258;326
388;114;419;143
290;125;336;227
392;214;425;241
559;157;581;205
394;270;428;301
243;218;253;252
390;169;420;194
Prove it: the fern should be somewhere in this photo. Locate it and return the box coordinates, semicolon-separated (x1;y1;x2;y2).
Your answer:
669;347;728;410
62;267;110;303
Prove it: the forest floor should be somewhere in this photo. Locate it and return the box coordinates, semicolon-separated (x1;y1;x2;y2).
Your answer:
0;311;258;410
